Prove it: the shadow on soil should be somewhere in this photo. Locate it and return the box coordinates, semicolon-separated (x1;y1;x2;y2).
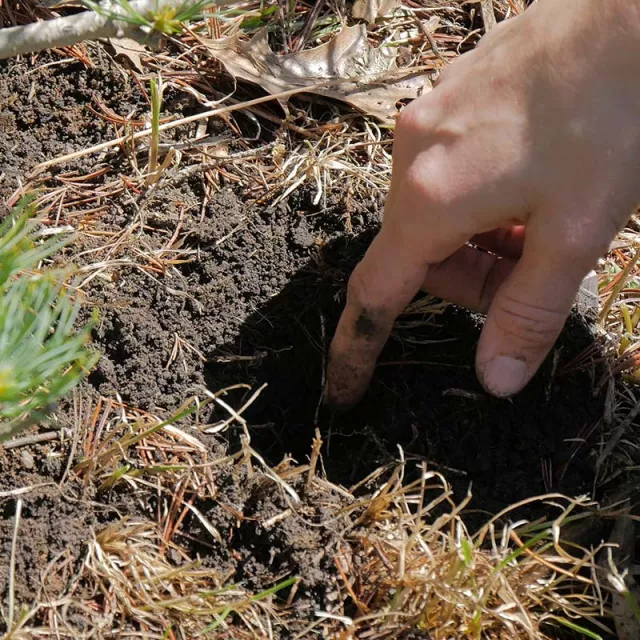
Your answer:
206;231;606;517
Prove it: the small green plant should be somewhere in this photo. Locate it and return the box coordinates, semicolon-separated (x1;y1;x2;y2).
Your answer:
0;196;99;441
83;0;218;35
144;73;165;185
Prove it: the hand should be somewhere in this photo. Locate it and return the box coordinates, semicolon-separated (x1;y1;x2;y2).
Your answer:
325;0;640;408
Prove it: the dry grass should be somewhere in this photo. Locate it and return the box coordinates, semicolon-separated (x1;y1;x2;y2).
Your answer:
3;392;300;639
24;518;295;638
2;396;622;638
335;467;613;640
5;0;504;208
0;388;622;639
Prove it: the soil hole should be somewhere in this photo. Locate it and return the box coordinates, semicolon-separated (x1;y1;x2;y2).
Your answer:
205;232;606;516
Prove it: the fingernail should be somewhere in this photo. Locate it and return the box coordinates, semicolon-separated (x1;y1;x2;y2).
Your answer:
480;356;528;398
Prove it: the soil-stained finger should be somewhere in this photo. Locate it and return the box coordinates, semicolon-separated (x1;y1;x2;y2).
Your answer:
324;231;427;410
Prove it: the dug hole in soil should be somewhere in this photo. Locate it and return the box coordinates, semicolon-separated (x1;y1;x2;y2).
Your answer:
0;50;613;634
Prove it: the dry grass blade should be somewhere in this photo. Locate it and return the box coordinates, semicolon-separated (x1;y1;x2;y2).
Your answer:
600;245;640;325
7;498;23;631
480;0;498;30
76;519;293;637
30;74;408;174
339;465;611;639
605;515;640;640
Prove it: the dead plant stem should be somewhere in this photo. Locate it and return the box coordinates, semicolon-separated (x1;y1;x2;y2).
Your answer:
600;245;640;324
306;429;322;492
8;498;23;630
31;67;431;175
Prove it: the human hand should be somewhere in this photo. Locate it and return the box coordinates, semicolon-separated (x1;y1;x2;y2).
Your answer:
326;0;640;408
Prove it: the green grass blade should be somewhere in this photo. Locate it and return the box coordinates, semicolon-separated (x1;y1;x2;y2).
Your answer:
550;616;603;640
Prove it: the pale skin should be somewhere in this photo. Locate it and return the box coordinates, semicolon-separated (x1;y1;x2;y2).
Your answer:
325;0;640;408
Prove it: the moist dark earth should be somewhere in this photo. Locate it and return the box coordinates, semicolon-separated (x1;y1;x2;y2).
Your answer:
0;47;626;637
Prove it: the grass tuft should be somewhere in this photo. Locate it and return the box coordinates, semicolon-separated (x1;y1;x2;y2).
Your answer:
338;465;612;639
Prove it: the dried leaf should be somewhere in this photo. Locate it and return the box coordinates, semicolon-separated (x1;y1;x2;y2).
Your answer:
107;37;148;73
352;0;401;24
206;25;429;123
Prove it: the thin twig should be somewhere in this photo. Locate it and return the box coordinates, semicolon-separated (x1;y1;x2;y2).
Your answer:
595;400;640;476
202;383;267;433
8;498;23;630
314;311;327;425
2;429;71;450
413;15;447;64
0;483;55;499
164;143;276;185
306;429;322;492
293;0;325;52
249;445;302;506
0;0;214;60
480;0;497;31
60;394;84;487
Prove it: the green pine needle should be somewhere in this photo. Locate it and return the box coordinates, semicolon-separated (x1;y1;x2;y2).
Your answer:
0;196;100;441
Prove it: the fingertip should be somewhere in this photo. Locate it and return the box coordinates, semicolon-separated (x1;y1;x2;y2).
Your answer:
474;233;582;399
323;345;374;412
324;229;431;411
477;354;529;398
321;385;360;413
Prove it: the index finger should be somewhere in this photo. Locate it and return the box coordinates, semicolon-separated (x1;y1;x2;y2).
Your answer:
324;228;428;411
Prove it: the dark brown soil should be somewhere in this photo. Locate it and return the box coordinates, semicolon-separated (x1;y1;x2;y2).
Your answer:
77;183;606;515
0;51;146;185
0;46;624;637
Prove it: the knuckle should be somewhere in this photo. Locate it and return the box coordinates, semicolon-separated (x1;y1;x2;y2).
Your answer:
346;260;384;313
491;293;566;350
403;157;452;209
395;95;441;142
